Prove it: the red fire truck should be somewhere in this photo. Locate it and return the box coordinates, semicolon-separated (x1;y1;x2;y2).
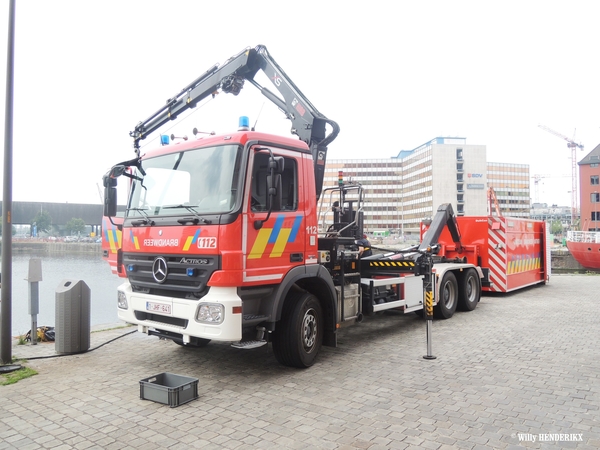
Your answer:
102;45;549;368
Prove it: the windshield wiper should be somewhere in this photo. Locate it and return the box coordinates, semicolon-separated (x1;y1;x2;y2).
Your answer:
127;207;155;226
163;204;211;224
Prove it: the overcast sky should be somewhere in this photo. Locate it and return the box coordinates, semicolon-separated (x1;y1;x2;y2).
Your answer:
0;0;598;208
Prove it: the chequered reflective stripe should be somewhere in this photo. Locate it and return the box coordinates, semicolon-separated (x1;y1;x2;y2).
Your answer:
508;253;542;274
487;217;507;292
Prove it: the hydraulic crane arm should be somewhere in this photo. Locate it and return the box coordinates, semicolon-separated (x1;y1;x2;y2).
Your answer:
418;203;463;253
130;45;340;198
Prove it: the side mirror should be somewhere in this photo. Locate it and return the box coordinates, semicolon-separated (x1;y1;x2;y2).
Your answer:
254;155;284;230
266;174;282;211
103;175;117;217
269;156;284;173
108;164;126;179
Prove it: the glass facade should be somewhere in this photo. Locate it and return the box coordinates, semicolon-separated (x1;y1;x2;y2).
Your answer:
321;138;530;236
486;162;531;218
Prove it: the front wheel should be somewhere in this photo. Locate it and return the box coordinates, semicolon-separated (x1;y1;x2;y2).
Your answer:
434;272;458;319
272;292;323;368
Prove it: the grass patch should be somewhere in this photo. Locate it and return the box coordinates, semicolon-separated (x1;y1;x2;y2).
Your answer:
0;366;38;386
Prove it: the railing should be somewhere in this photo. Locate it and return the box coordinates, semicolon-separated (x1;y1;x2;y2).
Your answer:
567;230;600;243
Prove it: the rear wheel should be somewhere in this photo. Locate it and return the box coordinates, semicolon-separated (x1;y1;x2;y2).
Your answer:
272;292;323;368
434;272;458;319
458;268;480;311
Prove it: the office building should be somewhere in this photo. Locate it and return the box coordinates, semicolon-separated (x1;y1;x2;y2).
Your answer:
321;137;530;236
486;162;530;218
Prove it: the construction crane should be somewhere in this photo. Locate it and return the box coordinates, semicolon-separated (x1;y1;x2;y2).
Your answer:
537;124;584;226
531;174;571;204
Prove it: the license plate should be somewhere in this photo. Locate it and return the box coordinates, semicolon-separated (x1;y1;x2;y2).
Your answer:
146;301;171;315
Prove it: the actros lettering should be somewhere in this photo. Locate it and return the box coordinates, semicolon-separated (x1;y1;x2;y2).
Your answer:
180;257;209;265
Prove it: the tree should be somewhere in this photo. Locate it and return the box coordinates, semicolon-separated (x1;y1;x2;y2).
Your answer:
65;217;86;235
550;220;564;235
32;210;52;234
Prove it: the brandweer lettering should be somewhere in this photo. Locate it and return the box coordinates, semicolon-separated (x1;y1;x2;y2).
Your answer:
144;238;179;247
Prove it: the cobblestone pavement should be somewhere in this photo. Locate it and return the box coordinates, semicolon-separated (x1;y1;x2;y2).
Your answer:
1;274;599;449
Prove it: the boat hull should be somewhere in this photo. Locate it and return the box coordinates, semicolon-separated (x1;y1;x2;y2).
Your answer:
566;240;600;270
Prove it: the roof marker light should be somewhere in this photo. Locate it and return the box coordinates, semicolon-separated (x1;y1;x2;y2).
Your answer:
160;135;170;146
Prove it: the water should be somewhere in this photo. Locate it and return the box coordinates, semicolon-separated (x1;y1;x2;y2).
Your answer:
3;252;124;334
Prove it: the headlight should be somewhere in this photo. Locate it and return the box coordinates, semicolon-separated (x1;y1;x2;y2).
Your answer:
117;291;128;309
197;303;224;324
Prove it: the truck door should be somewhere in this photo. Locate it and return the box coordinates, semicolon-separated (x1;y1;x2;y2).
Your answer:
243;148;305;284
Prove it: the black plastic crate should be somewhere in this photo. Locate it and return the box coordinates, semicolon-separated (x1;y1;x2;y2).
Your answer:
139;372;198;407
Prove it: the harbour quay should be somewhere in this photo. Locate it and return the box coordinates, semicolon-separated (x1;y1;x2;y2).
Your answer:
2;274;599;449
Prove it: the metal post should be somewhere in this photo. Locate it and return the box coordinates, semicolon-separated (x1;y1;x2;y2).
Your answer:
1;0;16;365
28;285;38;345
422;260;436;360
27;259;42;345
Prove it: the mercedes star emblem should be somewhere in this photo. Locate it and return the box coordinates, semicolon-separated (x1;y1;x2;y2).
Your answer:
152;257;168;283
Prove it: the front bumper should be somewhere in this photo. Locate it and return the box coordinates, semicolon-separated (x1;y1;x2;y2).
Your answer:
116;281;243;343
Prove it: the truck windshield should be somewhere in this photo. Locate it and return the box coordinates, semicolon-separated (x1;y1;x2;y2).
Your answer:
127;144;242;218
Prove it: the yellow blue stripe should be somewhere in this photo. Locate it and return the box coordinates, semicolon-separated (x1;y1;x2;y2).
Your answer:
183;229;201;251
249;215;303;259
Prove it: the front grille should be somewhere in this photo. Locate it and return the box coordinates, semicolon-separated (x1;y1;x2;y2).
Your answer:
124;253;220;299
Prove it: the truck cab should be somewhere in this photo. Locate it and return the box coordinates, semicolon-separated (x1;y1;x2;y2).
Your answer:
104;128;329;347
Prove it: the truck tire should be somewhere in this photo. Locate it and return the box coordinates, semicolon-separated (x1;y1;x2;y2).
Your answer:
458;268;480;311
272;292;323;368
434;272;458;319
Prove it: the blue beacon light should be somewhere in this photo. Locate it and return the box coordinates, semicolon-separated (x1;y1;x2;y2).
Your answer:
238;116;250;131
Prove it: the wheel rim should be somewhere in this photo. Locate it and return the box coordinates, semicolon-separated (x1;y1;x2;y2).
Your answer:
302;308;318;351
443;281;456;309
466;276;476;302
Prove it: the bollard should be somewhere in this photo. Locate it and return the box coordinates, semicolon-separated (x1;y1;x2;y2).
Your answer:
26;259;43;346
